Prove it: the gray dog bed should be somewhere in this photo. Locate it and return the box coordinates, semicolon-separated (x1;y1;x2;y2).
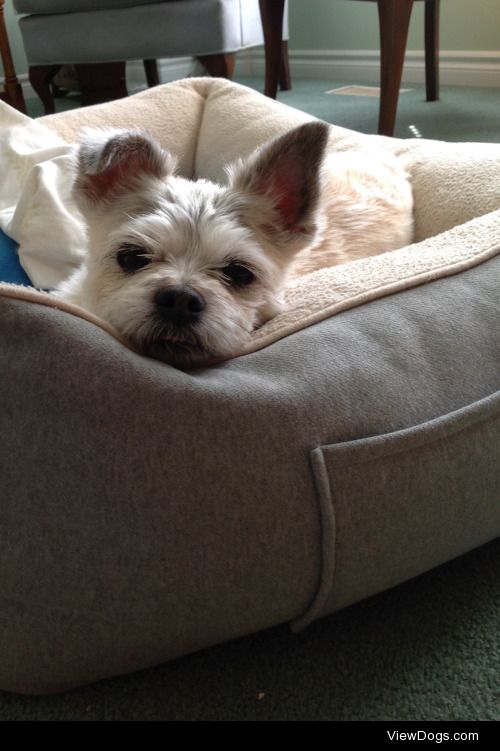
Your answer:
0;79;499;693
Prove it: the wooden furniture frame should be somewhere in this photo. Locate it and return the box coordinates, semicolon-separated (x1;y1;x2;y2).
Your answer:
261;0;440;137
376;0;439;136
0;0;25;112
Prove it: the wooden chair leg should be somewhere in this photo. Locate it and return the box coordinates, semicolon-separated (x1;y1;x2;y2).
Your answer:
197;53;236;79
29;65;60;115
279;40;291;92
0;0;26;113
259;0;285;98
143;59;160;88
377;0;414;137
425;0;440;101
74;62;127;106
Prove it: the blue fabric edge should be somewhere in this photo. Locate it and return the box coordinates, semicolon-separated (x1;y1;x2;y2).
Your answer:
0;229;33;287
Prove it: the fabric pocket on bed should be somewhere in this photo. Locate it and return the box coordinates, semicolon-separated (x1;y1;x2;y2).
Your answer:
293;391;500;631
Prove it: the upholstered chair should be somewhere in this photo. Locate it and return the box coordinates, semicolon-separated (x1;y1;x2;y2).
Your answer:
13;0;290;114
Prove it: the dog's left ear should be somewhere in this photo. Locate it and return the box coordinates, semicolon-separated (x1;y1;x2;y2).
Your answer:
228;121;329;245
74;129;175;205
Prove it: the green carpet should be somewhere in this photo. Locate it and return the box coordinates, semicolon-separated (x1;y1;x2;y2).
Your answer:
252;76;500;143
6;77;499;721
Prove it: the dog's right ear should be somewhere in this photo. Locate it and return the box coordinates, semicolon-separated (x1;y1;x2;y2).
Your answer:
74;129;176;204
227;121;329;253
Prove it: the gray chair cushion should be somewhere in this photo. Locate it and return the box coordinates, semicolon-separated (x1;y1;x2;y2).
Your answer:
14;0;169;13
16;0;267;65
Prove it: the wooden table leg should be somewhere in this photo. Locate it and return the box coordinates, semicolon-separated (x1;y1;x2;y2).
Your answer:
377;0;414;136
0;0;26;113
259;0;285;98
279;40;291;92
425;0;440;101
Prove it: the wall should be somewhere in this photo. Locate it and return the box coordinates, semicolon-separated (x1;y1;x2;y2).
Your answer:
288;0;500;52
281;0;500;87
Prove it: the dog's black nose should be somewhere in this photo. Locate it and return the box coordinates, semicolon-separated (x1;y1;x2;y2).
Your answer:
154;286;206;327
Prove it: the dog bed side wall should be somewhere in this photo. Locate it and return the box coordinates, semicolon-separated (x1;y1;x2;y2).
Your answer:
0;252;499;693
0;296;323;693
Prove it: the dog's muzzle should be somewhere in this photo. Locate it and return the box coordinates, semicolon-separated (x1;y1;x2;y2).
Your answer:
154;285;205;328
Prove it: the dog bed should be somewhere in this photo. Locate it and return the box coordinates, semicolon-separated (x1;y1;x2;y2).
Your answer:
0;78;499;693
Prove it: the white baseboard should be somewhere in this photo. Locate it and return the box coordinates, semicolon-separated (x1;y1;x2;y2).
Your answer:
135;49;500;89
20;49;500;102
127;57;195;89
126;56;251;89
241;48;500;88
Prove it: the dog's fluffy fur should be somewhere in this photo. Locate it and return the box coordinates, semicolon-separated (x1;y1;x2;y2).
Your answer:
56;122;413;367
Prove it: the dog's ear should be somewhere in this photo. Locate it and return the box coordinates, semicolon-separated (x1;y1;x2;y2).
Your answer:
74;129;175;204
228;121;329;246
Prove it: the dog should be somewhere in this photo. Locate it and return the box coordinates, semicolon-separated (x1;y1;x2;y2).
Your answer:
56;121;413;368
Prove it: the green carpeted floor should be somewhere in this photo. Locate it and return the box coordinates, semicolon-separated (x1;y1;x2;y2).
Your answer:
249;76;500;143
5;77;499;721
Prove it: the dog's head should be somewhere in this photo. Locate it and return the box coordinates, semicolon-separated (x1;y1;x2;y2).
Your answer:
71;122;329;367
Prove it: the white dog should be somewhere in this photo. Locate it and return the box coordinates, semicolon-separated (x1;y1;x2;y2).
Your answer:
56;122;413;367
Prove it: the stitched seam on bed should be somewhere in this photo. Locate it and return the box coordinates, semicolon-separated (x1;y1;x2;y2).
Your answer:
1;238;498;365
290;448;337;633
238;242;500;357
290;390;500;630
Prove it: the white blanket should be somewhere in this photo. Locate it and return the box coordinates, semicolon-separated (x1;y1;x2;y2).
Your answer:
0;101;86;288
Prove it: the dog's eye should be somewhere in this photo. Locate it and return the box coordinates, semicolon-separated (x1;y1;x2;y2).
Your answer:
116;246;152;273
222;263;255;287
